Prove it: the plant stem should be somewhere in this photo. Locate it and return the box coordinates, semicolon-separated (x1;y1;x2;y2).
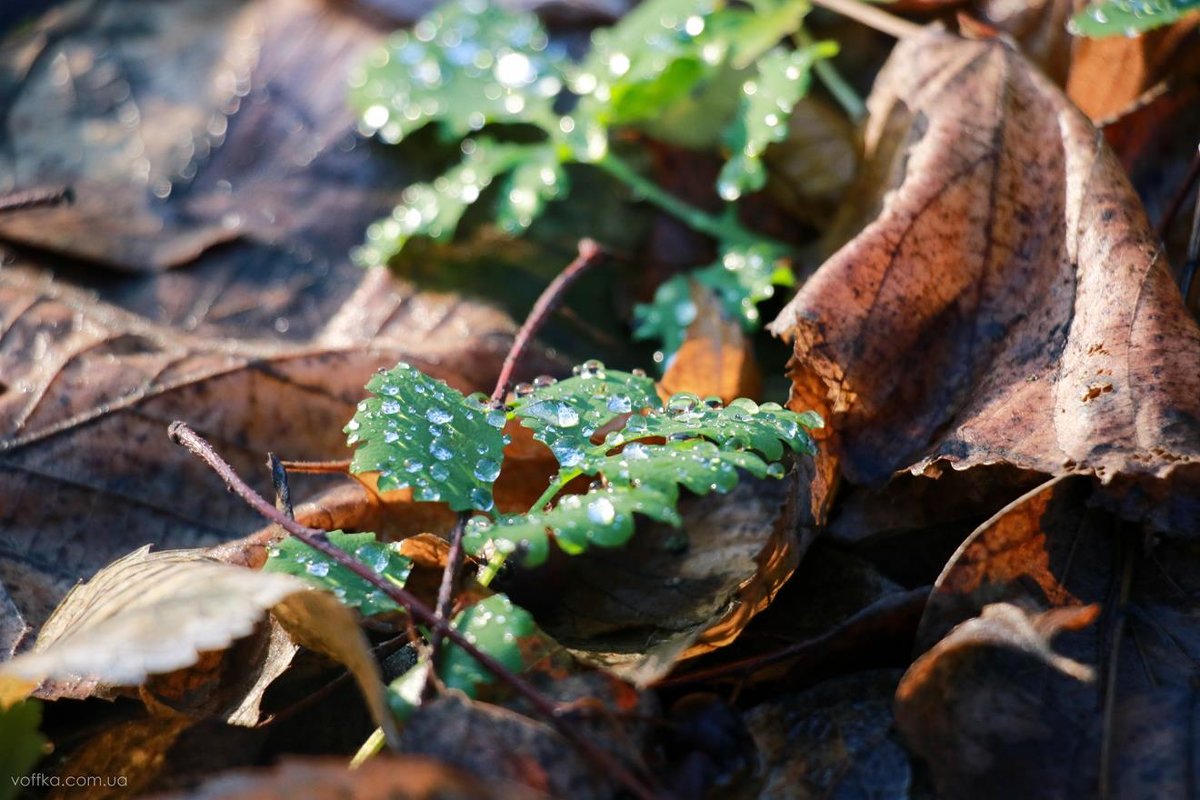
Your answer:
350;727;387;768
808;0;922;39
490;239;606;406
596;151;765;245
428;512;468;668
795;28;866;120
168;422;657;800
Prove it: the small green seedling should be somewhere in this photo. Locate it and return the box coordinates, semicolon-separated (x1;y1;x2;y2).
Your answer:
349;0;836;361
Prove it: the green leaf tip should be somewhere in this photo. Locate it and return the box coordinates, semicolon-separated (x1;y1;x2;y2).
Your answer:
345;362;506;512
264;531;413;617
1069;0;1199;38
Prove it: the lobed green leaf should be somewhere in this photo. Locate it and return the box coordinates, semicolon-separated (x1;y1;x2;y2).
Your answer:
350;0;563;144
264;531;413;617
1070;0;1200;37
345;362;506;512
509;362;659;467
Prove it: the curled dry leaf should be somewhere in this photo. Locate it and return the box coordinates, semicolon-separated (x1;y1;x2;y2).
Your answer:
899;475;1200;798
0;265;510;657
0;546;398;745
507;468;809;686
658;280;762;405
770;29;1200;535
148;756;542;800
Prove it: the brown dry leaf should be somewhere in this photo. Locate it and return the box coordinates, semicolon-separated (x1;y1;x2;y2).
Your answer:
0;0;407;275
0;546;398;746
149;756;542;800
898;475;1200;798
47;715;195;800
659;280;761;404
0;265;510;657
769;29;1200;535
743;670;912;799
506;468;810;686
762;96;861;230
403;673;652;800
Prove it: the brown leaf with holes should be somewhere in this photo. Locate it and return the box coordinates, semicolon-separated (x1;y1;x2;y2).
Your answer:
770;29;1200;536
897;475;1200;798
0;264;512;657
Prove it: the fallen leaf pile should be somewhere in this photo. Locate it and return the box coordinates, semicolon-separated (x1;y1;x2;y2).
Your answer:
0;0;1197;797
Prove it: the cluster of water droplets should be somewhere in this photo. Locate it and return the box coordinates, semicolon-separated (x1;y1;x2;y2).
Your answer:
1067;0;1178;36
351;0;562;147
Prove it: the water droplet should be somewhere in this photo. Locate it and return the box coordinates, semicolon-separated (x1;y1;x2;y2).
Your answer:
474;458;501;482
430;441;454;461
586;496;616;525
766;462;786;478
607;394;632;413
631;368;648;378
306;561;330;577
381;399;401;415
515;382;535;397
469;487;494;511
430;463;450;481
532;375;557;388
426;407;453;424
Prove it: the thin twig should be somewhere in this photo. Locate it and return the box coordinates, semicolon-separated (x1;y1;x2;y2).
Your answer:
0;186;74;214
489;238;606;406
1155;144;1200;242
277;458;351;474
428;512;469;668
810;0;923;39
168;422;656;800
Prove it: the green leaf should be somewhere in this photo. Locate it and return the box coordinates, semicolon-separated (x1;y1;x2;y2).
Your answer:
350;1;563;144
356;139;560;266
717;42;833;200
345;362;506;512
264;531;413;617
1070;0;1199;37
510;362;659;468
470;382;821;565
0;700;46;797
633;243;795;362
582;438;773;495
464;481;681;566
387;594;537;719
611;395;819;460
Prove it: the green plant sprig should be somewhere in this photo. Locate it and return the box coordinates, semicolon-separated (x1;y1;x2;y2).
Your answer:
349;0;837;361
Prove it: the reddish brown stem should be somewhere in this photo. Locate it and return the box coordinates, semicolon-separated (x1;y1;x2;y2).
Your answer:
169;421;655;800
0;186;73;214
489;238;605;405
427;511;468;668
277;458;351;474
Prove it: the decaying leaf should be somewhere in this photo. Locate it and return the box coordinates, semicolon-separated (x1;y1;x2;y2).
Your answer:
744;670;912;799
898;475;1200;798
770;29;1200;534
148;756;542;800
0;265;509;656
506;468;808;685
0;546;398;746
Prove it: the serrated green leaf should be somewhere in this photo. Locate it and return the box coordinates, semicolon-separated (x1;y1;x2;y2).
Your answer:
510;363;659;468
264;531;413;617
464;482;681;566
1070;0;1199;37
583;438;773;496
387;593;538;720
613;395;817;460
350;1;563;144
495;145;570;234
357;139;559;266
717;42;833;200
345;362;506;512
633;243;794;362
